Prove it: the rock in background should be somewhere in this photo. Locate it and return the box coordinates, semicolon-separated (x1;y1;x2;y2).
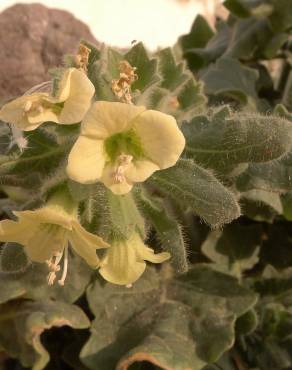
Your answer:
0;3;99;102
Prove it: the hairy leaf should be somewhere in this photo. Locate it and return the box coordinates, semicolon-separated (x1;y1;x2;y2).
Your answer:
0;300;89;370
81;265;257;370
183;107;292;170
149;159;240;228
135;189;188;273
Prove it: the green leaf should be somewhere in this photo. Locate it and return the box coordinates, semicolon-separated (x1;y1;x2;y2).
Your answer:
183;107;292;171
268;0;292;32
125;42;160;93
81;265;257;370
89;45;123;101
223;0;252;17
149;159;240;228
179;15;215;52
0;300;89;370
135;189;188;273
224;17;274;60
201;57;259;104
0;242;30;273
201;224;262;278
236;309;258;336
236;152;292;193
0;128;72;189
282;192;292;220
239;189;283;222
0;252;92;304
156;48;189;91
184;21;231;71
241;189;283;214
137;48;206;121
223;0;273;18
259;224;292;269
94;186;145;241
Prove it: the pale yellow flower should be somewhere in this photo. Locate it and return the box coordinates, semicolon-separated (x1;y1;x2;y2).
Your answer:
66;101;185;194
99;233;170;285
0;68;95;131
0;191;109;286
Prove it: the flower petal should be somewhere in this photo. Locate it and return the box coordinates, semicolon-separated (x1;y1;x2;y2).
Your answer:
125;160;159;183
138;245;171;264
66;136;105;184
81;101;145;139
0;93;50;131
27;109;59;124
13;208;72;230
99;240;146;285
0;218;35;244
72;221;109;250
59;69;95;124
134;110;185;169
55;68;73;102
25;227;67;263
68;221;109;268
101;163;133;195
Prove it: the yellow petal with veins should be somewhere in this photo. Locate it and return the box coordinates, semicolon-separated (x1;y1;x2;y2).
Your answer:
81;101;145;139
66;136;105;184
99;233;170;285
134;109;185;169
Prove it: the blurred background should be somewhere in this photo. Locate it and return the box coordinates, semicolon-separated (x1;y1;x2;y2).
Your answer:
0;0;226;102
0;0;223;50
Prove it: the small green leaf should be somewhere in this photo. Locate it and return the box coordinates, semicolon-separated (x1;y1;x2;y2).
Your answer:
150;159;240;228
236;309;258;336
201;224;262;278
89;45;123;101
95;186;145;241
201;57;259;104
125;42;160;93
237;152;292;193
135;189;188;273
184;21;230;71
179;14;215;52
223;0;251;17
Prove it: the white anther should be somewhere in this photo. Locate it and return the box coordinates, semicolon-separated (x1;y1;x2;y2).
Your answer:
58;247;69;286
23;100;33;113
113;154;133;184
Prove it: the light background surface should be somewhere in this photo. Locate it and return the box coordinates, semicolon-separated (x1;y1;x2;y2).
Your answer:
0;0;220;50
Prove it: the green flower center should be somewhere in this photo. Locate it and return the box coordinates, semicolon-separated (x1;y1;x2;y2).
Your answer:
104;129;144;162
52;102;65;113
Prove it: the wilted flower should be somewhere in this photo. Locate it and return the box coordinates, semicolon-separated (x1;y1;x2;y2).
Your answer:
0;68;95;131
0;190;108;286
99;233;170;285
66;101;185;194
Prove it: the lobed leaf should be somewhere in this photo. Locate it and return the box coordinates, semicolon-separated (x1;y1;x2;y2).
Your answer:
81;265;257;370
0;300;89;370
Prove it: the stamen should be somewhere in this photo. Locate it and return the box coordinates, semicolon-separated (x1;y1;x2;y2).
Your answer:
58;246;69;286
37;105;44;113
46;250;65;286
113;154;133;183
23;101;32;113
22;100;45;116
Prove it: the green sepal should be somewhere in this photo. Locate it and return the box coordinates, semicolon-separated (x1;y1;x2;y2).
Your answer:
135;188;188;273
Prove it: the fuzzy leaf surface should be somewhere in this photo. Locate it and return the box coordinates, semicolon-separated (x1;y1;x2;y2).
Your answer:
81;265;257;370
0;300;89;370
150;159;240;228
